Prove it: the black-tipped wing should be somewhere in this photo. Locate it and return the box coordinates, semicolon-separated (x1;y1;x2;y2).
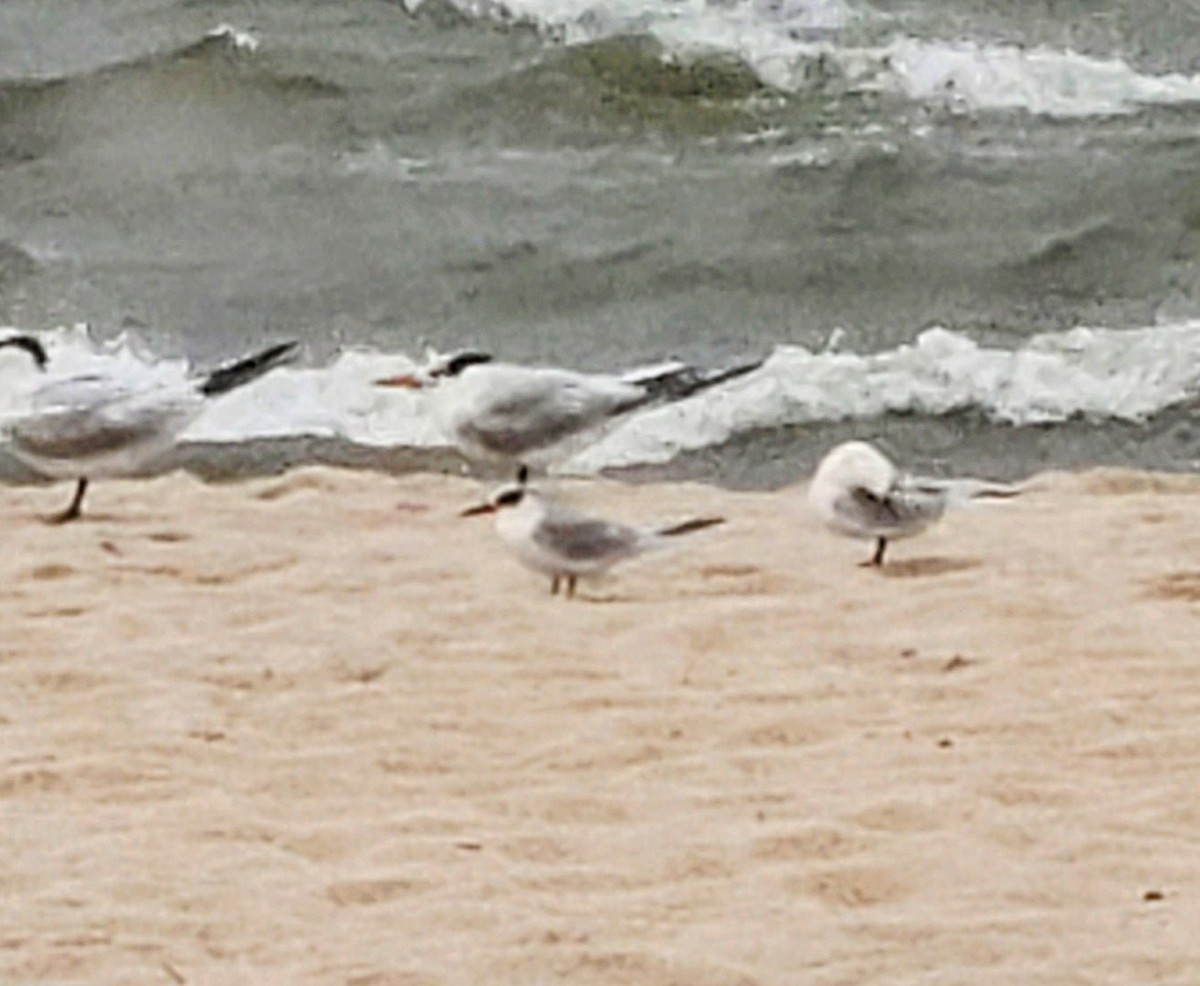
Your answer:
620;356;765;410
657;516;724;537
199;341;298;397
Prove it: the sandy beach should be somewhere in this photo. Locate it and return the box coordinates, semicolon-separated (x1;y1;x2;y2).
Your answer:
2;466;1199;985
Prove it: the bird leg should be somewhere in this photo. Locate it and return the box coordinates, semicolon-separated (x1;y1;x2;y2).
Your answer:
50;478;89;525
565;575;577;599
550;575;561;596
860;536;887;567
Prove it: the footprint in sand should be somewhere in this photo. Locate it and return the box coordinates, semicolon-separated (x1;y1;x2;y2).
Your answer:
114;557;297;586
738;718;836;748
694;562;789;596
0;767;64;798
793;863;914;908
879;556;981;579
1144;571;1200;602
146;530;192;544
327;877;429;906
25;605;87;619
345;972;442;986
700;563;762;578
543;949;761;986
26;563;75;581
752;824;872;862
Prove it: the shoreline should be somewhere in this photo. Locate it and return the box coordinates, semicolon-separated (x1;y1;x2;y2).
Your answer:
3;403;1200;494
3;466;1199;983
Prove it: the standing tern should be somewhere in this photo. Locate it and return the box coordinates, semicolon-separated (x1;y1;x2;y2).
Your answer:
375;350;763;470
807;440;1020;567
0;334;298;522
461;468;724;598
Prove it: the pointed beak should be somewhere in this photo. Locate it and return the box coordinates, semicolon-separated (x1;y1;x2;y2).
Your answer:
375;373;425;389
460;503;496;518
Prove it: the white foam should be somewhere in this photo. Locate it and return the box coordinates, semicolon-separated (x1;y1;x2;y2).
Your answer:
206;24;261;53
410;0;1200;117
566;322;1200;470
403;0;854;41
4;320;1200;473
859;38;1200;117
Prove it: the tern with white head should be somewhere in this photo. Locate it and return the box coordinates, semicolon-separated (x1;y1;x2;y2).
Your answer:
461;467;724;598
0;334;298;522
376;350;763;470
807;440;1020;567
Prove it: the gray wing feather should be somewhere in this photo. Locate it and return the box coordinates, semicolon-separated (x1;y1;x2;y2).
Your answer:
8;376;194;462
464;374;637;457
11;408;168;459
534;510;641;563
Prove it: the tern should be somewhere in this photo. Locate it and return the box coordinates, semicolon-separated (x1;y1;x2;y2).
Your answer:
807;440;1020;567
376;350;762;469
0;334;298;522
461;468;724;598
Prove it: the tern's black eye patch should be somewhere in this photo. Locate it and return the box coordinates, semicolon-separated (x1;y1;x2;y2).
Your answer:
435;351;494;378
495;488;525;507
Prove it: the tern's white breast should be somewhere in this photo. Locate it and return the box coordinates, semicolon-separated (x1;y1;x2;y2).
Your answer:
494;494;563;576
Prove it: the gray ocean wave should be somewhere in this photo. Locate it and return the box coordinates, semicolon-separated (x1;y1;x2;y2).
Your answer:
4;3;1200;487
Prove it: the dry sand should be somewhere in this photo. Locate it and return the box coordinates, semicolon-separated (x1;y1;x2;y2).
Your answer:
1;467;1199;985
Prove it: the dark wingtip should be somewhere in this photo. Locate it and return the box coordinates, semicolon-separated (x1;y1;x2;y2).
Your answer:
199;340;299;396
0;334;49;370
658;516;725;537
251;340;300;365
634;353;766;405
705;353;767;387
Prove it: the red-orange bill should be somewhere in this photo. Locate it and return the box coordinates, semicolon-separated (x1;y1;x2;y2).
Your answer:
374;374;424;389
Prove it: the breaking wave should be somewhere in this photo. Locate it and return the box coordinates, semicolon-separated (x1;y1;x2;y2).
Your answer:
3;320;1200;474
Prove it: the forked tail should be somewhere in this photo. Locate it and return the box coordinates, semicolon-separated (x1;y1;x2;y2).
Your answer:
918;478;1024;508
967;483;1022;501
657;516;725;537
621;355;765;411
199;341;299;396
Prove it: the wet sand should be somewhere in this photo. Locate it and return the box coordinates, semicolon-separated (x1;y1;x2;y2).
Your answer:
2;467;1199;985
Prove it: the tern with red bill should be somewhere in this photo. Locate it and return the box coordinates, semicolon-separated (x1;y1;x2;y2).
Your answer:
376;349;763;470
0;334;298;522
461;468;724;598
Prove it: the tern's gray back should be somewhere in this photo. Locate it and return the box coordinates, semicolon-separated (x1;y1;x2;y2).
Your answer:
533;502;641;563
460;372;637;458
10;409;167;460
7;375;196;468
29;375;132;412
